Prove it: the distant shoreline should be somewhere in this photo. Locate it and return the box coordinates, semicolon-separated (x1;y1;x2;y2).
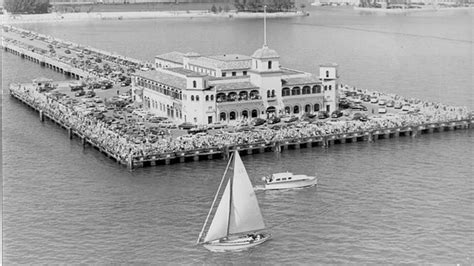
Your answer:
0;10;308;24
353;6;472;13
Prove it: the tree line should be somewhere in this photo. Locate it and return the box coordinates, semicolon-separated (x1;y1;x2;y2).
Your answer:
233;0;295;12
4;0;50;14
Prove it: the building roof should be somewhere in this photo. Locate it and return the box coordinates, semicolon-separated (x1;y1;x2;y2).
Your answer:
189;55;251;71
213;81;258;92
281;67;305;75
166;67;207;77
135;70;187;90
281;76;321;87
252;45;279;59
155;51;185;64
320;63;338;68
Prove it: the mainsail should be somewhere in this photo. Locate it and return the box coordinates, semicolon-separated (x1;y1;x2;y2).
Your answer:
202;151;265;243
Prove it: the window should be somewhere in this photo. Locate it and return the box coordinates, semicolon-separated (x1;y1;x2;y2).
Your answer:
205;95;209;101
230;111;236;120
243;71;247;75
211;95;214;101
324;85;328;91
268;61;272;69
267;90;271;97
294;105;300;114
251;109;258;118
282;178;287;181
193;80;197;88
191;95;194;101
196;95;199;101
232;72;236;76
326;71;329;78
276;178;281;181
314;104;320;112
220;112;226;121
328;85;332;90
222;72;227;77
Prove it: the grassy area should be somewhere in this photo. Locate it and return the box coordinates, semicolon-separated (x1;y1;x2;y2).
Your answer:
52;2;233;13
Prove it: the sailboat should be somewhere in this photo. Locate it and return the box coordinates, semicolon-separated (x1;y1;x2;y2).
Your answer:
196;151;271;252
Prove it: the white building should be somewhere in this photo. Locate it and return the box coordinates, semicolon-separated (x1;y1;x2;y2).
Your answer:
132;45;339;125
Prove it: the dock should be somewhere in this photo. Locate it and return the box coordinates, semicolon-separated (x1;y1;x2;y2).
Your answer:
2;25;150;81
9;84;472;170
4;25;472;170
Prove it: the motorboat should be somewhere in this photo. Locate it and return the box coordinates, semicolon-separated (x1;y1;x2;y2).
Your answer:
196;151;271;252
256;172;317;190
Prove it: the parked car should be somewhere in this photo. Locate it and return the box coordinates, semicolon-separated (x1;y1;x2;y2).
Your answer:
85;90;96;98
394;102;403;109
378;107;387;114
386;101;395;108
370;97;378;104
267;117;281;124
75;90;85;97
331;110;343;118
253;118;266;126
317;111;330;119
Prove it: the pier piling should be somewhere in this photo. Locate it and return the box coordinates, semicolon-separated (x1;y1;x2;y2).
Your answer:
39;110;44;122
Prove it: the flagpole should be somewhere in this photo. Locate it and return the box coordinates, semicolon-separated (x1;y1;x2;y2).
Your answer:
263;5;267;47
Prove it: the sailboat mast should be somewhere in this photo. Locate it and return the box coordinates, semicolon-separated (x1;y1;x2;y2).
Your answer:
196;152;234;244
226;152;235;238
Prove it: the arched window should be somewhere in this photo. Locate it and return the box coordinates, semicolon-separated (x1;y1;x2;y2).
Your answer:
303;86;310;94
216;93;226;102
239;91;248;100
312;85;321;94
267;90;271;98
251;109;258;118
285;106;291;114
228;92;237;101
229;111;236;120
242;110;248;118
272;90;275;97
326;71;329;78
305;104;311;113
268;61;272;69
250;90;259;99
211;95;214;101
205;95;209;101
191;95;194;101
193;80;197;88
314;104;320;112
292;87;301;95
220;112;226;121
293;105;300;114
282;87;290;97
196;95;199;101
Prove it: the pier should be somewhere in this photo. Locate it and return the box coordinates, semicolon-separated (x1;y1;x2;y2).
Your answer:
2;25;150;82
4;25;472;170
9;84;472;170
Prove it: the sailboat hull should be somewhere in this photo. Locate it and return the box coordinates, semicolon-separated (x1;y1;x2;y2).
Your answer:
203;233;271;252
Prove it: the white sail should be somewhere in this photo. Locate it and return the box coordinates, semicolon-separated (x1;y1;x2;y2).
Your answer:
203;179;231;243
229;152;266;234
203;151;265;243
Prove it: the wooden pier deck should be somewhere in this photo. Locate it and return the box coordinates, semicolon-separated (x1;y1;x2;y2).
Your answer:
10;87;473;170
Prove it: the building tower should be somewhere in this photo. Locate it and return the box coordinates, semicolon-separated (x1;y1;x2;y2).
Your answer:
319;63;339;113
248;5;284;116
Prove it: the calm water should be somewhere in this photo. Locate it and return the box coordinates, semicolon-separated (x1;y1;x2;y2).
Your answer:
2;7;473;264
